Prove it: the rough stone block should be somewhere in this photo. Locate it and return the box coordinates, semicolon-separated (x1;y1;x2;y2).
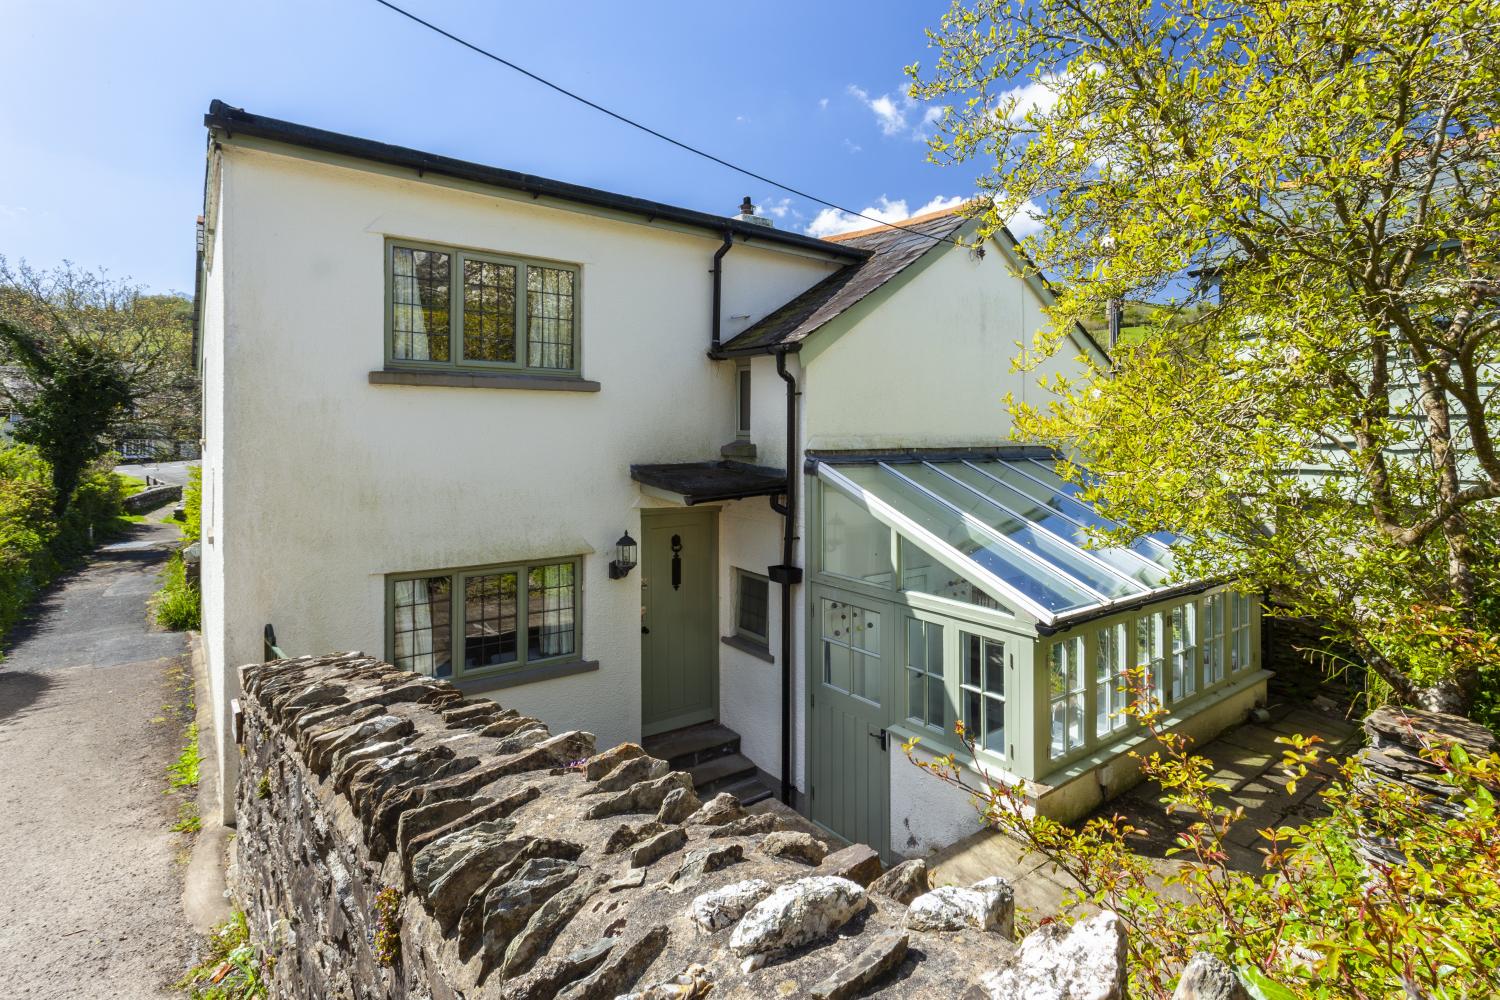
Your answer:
815;843;883;886
689;878;772;932
628;827;688;869
809;931;909;1000
906;877;1014;937
869;859;929;904
981;910;1127;1000
758;830;828;865
655;786;701;825
728;876;867;960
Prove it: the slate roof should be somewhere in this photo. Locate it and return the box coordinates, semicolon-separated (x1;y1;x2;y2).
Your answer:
715;207;972;355
630;461;788;505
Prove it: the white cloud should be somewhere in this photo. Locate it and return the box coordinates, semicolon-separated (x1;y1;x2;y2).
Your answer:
804;194;964;238
846;83;944;141
819;97;829;110
755;196;796;221
1004;199;1045;238
843;139;863;154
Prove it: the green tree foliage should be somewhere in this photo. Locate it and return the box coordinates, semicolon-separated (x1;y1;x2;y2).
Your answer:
0;258;197;515
910;0;1500;714
0;444;126;638
906;681;1500;998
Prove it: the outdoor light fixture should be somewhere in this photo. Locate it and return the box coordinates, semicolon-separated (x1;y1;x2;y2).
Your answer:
608;530;638;579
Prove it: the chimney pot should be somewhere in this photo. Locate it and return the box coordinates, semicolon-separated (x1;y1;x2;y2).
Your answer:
740;196;755;215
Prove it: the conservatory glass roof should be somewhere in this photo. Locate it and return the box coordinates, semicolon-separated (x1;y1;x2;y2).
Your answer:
817;457;1183;625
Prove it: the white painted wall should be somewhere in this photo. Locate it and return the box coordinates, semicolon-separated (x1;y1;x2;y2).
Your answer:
717;498;783;776
200;141;842;818
800;239;1097;452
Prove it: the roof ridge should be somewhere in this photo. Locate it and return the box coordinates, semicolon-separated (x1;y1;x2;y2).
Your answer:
821;201;974;243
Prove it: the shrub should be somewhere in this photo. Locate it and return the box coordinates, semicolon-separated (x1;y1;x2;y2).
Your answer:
907;671;1500;998
0;443;125;640
155;550;200;631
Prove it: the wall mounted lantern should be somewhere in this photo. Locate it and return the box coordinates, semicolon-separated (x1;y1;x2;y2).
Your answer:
608;530;638;579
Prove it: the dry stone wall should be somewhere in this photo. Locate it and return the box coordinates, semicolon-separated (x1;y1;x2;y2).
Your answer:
235;653;1134;1000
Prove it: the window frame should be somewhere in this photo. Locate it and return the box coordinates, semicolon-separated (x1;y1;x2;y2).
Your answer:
903;615;948;734
385;555;583;682
733;567;771;647
958;629;1010;760
735;361;752;440
384;237;583;378
1047;634;1087;760
1229;592;1254;673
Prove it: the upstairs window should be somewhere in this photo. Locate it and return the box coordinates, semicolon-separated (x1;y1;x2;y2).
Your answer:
387;240;578;375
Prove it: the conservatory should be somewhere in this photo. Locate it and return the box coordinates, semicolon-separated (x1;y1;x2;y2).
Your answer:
805;451;1268;851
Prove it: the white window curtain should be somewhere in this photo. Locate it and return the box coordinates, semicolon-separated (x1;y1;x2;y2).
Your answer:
392;250;430;361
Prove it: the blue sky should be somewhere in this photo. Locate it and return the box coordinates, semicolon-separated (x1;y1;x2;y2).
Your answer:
0;0;1012;296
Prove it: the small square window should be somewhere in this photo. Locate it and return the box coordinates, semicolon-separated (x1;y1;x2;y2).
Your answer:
734;569;769;645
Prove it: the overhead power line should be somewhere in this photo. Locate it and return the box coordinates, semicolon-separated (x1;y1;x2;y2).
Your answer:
367;0;964;247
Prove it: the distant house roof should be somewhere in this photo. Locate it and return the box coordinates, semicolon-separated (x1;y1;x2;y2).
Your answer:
715;208;972;356
201;101;868;263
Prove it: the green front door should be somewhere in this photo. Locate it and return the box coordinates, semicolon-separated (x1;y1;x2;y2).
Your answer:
809;592;892;859
640;508;718;737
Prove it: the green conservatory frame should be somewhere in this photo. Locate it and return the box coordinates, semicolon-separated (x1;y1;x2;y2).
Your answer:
805;455;1264;787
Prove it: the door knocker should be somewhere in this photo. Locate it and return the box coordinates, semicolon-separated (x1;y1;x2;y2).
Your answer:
671;534;683;590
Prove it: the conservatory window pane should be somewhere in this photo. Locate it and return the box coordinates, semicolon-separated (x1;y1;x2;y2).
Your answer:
822;486;894;586
897;463;1145;599
900;538;1005;611
936;462;1170;586
835;464;1099;614
905;618;945;732
960;632;1005;758
1025;458;1179;550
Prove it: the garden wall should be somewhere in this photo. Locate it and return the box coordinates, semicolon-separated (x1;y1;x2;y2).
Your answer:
234;654;1128;999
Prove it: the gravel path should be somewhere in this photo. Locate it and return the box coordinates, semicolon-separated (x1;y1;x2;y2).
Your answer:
0;514;196;998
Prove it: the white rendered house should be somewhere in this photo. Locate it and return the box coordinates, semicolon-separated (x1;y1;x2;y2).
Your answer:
194;101;1268;856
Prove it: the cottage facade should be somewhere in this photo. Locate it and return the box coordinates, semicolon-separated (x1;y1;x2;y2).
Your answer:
195;101;1268;855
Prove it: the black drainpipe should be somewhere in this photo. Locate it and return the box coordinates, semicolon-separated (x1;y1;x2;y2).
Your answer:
710;228;734;353
768;348;803;805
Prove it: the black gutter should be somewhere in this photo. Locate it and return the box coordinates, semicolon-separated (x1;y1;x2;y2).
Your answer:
710;229;733;353
202;101;870;262
769;349;803;805
1034;579;1219;636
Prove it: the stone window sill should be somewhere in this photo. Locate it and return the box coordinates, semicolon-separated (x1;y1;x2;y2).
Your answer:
721;634;774;663
450;658;599;694
369;368;601;392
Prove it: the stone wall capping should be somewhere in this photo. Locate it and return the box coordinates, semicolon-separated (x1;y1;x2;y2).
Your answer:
234;652;1119;998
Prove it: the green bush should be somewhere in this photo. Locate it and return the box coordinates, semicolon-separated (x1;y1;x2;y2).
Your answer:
182;464;202;544
155;550;200;631
0;443;126;641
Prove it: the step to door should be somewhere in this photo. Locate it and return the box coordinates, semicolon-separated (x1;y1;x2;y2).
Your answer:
644;722;773;805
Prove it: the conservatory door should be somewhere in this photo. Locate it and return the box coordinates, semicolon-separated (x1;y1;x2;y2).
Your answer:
809;594;891;859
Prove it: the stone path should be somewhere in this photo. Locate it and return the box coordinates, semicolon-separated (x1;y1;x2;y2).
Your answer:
0;514;196;999
927;704;1362;919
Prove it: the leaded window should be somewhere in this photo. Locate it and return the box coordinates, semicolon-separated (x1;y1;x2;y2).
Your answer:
905;618;946;732
387;240;579;374
1048;635;1087;759
960;632;1006;757
388;558;579;680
